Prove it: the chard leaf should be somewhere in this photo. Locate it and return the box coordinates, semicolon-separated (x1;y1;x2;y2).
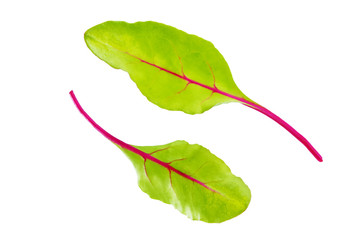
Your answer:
70;91;251;223
84;21;322;162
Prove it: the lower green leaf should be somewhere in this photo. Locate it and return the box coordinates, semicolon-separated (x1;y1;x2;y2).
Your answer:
122;140;251;223
70;91;251;223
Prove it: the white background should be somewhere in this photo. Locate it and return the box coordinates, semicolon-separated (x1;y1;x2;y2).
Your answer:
1;0;361;239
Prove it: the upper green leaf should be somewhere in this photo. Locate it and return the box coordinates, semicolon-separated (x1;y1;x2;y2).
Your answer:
84;21;251;114
84;21;323;162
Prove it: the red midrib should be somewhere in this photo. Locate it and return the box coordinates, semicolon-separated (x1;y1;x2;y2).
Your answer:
70;91;219;193
127;53;322;162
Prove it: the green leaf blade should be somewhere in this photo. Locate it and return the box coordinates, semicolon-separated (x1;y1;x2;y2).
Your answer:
84;21;247;114
120;140;251;223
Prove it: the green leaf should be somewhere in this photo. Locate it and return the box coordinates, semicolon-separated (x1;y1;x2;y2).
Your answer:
84;21;251;114
123;141;251;223
84;21;323;162
70;91;251;223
